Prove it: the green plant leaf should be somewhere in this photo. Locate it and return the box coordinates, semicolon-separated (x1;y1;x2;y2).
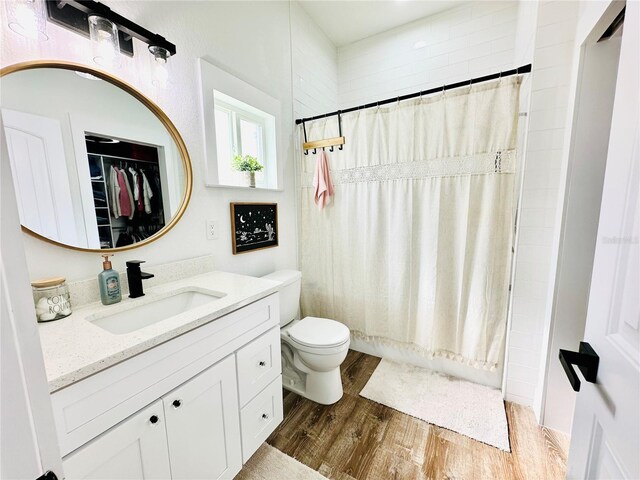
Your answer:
232;153;264;172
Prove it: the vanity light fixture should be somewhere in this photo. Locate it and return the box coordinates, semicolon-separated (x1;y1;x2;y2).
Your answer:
45;1;176;63
149;45;170;89
5;0;48;41
88;14;120;68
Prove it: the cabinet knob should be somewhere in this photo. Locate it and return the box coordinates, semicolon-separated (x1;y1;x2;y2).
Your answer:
149;415;159;424
259;361;266;367
262;413;269;420
172;399;182;409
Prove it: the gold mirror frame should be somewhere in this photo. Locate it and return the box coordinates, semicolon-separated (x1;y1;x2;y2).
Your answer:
0;60;193;253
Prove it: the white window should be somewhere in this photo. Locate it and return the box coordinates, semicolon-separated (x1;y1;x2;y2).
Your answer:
198;59;282;190
213;93;271;188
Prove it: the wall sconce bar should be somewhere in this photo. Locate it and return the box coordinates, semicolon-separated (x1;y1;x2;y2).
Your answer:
45;0;176;57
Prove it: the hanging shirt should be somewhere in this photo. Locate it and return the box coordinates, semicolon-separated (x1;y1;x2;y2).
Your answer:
115;167;134;219
141;171;154;214
129;167;144;212
109;166;121;218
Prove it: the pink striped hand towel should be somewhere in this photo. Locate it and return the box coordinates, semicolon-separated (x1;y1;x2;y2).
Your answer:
313;150;334;209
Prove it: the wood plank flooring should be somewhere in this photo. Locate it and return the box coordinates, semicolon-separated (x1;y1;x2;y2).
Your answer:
267;350;569;480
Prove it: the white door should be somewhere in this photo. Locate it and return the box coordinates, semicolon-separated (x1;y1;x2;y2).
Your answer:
1;116;63;480
566;2;640;479
1;108;79;246
163;355;242;480
62;400;171;480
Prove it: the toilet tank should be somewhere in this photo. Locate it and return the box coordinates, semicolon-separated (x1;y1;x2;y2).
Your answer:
261;270;302;327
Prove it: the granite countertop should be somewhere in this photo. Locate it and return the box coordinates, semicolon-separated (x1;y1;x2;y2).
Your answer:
39;271;280;393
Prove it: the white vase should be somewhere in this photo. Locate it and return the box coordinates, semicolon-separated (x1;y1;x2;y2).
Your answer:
244;171;256;188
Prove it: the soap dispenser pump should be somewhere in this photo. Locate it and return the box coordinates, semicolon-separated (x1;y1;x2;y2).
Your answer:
98;254;122;305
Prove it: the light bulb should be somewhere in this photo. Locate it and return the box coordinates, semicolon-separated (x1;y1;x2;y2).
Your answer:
6;0;48;41
88;15;120;69
149;46;170;89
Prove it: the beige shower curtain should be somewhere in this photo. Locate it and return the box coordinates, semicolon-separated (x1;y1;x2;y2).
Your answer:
298;77;521;370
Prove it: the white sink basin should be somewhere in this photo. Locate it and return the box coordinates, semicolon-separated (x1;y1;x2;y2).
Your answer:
89;289;225;335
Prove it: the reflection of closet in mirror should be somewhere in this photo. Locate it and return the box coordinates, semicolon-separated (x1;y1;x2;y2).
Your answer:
85;134;167;249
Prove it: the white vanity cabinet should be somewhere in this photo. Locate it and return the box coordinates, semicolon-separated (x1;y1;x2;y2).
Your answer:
163;355;242;480
53;294;282;480
62;400;172;480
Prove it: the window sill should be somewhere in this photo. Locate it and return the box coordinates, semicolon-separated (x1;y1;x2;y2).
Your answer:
205;182;284;192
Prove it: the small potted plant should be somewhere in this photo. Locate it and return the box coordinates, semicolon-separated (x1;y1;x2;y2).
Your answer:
232;154;264;188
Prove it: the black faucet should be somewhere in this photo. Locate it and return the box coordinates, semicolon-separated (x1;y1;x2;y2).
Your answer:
126;260;154;298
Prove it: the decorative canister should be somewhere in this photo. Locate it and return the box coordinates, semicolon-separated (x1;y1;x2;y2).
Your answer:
31;277;72;322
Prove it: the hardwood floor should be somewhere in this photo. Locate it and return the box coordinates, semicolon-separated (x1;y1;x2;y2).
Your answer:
267;350;569;480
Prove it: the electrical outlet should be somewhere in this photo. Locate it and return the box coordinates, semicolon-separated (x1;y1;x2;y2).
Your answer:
206;220;218;240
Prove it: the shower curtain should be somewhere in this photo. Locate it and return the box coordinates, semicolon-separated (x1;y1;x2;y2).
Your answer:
298;77;521;371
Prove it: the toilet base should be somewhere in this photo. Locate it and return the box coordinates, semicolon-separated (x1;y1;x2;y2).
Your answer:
282;366;344;405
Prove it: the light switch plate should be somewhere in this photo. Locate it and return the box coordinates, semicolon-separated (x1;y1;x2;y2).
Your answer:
206;220;218;240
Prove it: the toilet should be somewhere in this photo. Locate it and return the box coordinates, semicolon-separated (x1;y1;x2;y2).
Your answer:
262;270;350;405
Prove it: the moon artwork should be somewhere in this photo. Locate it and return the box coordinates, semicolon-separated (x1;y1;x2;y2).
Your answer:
230;203;278;254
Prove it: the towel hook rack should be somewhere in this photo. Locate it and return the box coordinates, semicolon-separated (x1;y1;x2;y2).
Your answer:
301;111;345;155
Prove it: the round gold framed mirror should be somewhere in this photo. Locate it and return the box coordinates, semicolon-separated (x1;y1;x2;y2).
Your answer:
0;60;192;252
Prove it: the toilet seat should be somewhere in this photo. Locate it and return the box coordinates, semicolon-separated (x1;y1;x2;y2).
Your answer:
286;317;350;348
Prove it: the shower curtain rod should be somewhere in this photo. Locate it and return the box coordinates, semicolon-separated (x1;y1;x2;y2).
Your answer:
295;63;532;125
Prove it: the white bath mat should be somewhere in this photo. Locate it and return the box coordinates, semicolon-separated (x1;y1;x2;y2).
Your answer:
234;443;328;480
360;358;510;451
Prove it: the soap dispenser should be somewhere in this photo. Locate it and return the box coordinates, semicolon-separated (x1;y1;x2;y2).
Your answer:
98;254;122;305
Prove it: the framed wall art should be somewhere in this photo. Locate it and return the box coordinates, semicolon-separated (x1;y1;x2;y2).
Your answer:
230;202;278;254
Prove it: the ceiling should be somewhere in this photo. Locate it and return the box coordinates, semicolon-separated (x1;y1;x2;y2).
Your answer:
298;1;467;47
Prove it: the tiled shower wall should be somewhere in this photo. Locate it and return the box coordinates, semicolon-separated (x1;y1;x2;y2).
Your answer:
337;1;523;109
506;0;581;408
291;2;338;120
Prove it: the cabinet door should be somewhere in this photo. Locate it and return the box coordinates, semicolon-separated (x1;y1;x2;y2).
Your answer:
163;355;242;480
62;400;171;480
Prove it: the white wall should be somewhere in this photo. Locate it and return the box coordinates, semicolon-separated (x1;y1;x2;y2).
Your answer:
1;1;298;281
505;1;583;407
291;1;338;120
337;1;523;109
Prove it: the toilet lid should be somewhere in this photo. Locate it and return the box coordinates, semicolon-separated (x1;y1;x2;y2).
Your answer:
287;317;350;348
